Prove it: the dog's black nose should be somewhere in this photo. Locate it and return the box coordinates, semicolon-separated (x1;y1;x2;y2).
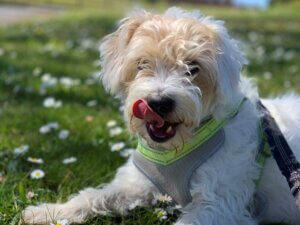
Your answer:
147;95;175;117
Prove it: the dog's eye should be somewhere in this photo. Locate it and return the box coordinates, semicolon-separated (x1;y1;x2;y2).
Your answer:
185;65;200;77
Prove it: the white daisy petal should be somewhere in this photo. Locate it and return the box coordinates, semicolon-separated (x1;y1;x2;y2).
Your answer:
86;100;97;107
106;120;117;128
39;122;59;134
43;97;62;108
62;157;77;164
58;130;69;139
41;73;57;87
54;100;62;108
50;219;70;225
157;194;172;203
14;145;29;155
154;208;167;221
119;148;135;158
109;127;123;137
30;169;45;179
27;157;43;164
39;125;51;134
111;142;125;152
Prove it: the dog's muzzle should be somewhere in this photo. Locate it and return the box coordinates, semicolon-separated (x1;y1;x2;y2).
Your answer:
132;98;178;143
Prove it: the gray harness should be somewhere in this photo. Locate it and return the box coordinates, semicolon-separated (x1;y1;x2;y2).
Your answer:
133;128;225;206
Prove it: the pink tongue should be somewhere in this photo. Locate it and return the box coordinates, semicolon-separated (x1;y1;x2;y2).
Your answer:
132;99;164;128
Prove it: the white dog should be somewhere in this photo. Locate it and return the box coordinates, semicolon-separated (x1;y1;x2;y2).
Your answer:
23;7;300;225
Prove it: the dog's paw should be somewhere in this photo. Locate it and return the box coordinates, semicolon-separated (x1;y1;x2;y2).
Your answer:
21;204;63;224
21;202;90;224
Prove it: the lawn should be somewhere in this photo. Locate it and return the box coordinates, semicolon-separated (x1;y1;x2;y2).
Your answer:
0;1;299;225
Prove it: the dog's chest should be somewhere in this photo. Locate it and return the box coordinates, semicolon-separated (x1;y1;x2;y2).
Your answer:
132;128;225;207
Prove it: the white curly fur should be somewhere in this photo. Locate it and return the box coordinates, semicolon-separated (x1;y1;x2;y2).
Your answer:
22;7;300;225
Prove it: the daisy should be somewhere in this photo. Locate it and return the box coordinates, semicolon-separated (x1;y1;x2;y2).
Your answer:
157;194;173;203
41;74;57;87
62;157;77;164
14;145;29;155
154;208;167;221
39;122;59;134
86;100;97;107
60;77;73;88
50;219;69;225
111;142;125;152
27;157;43;164
30;169;45;179
119;148;135;158
106;120;117;128
39;125;51;134
60;77;81;88
58;130;69;139
43;97;62;108
109;127;123;137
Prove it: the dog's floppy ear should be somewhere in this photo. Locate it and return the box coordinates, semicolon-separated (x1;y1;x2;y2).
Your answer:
204;18;247;107
100;10;150;97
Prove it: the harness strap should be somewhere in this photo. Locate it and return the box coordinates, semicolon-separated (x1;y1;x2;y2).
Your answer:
257;100;300;210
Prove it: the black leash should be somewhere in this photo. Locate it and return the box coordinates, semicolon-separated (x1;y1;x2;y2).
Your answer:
257;100;300;210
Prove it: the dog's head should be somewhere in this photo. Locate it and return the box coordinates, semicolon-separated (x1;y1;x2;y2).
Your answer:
100;7;246;149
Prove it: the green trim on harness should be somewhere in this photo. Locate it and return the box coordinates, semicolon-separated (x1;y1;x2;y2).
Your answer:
137;97;247;166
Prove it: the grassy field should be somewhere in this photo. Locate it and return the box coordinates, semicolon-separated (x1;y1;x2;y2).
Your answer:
0;1;299;225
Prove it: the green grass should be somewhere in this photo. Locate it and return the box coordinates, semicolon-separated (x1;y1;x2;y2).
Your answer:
0;2;299;225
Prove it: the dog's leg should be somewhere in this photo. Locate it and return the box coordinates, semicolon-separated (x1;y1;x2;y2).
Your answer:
22;190;94;224
22;159;157;224
91;159;157;216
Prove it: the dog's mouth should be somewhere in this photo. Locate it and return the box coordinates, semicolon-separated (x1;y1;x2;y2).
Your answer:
146;121;178;143
132;99;178;143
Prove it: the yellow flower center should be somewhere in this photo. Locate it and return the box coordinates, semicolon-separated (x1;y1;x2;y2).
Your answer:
157;211;163;217
35;172;40;176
